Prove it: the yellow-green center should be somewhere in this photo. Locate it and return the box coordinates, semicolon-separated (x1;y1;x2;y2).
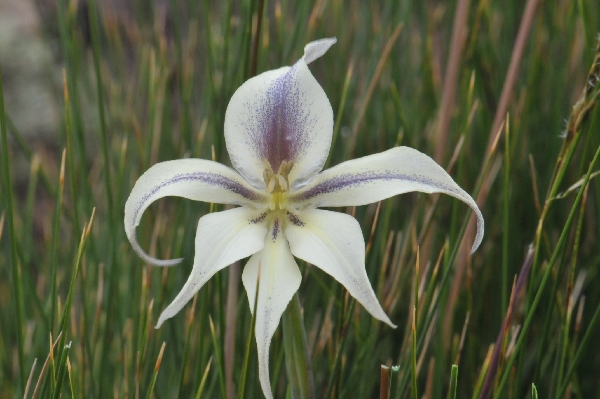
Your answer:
263;159;293;211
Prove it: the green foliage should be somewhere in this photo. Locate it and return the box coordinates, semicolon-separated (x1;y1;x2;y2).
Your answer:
1;0;600;397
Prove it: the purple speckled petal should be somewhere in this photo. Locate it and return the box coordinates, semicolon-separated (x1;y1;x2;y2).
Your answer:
225;38;336;190
124;159;267;266
289;147;485;253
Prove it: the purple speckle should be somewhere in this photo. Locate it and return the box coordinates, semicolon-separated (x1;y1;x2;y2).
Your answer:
241;63;318;171
291;171;461;202
249;212;268;224
286;211;305;227
272;218;280;241
134;172;261;223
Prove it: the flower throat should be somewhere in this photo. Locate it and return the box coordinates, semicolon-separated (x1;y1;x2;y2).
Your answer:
263;159;293;210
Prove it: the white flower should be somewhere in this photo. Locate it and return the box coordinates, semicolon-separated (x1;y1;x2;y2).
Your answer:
124;38;483;399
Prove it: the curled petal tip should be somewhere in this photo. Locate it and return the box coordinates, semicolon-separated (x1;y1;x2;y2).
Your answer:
303;37;337;64
134;242;184;267
128;228;185;266
153;257;185;267
469;208;485;254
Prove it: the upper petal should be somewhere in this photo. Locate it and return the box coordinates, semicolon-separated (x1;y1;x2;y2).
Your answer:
284;208;395;328
156;207;268;327
242;221;302;399
290;146;484;253
124;158;267;265
224;38;336;190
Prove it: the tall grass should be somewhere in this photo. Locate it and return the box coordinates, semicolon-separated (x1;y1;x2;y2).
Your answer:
1;0;600;398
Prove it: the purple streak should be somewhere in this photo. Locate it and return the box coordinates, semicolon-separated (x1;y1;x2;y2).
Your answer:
291;171;461;202
243;63;318;172
134;172;262;224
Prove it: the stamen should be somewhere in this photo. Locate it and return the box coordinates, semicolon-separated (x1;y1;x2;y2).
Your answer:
276;175;288;191
263;158;274;173
277;160;293;179
263;159;294;210
276;161;285;175
266;178;276;194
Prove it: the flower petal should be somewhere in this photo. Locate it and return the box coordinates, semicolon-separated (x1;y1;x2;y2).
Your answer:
290;147;484;253
224;38;336;190
124;159;267;266
284;208;395;328
242;223;302;399
156;207;268;327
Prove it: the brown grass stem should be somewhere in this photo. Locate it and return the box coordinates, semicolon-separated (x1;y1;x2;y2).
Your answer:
434;0;471;164
347;23;403;158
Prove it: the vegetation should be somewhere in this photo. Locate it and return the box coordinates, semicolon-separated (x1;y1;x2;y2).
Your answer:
1;0;599;397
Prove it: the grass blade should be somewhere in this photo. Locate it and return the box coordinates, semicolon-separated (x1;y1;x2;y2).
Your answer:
145;342;166;399
50;150;66;331
51;342;71;399
0;56;26;392
209;315;227;399
493;143;600;398
448;365;458;399
282;294;315;399
411;307;418;399
194;357;213;399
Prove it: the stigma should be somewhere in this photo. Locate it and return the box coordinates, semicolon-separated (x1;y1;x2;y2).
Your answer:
263;159;293;211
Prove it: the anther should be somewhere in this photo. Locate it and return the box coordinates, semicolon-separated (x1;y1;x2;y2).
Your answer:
263;158;274;173
266;178;276;194
276;175;288;191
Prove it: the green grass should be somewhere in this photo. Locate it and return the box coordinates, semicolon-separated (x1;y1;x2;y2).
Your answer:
1;0;600;398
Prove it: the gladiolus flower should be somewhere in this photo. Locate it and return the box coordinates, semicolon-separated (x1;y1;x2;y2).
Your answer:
124;38;484;399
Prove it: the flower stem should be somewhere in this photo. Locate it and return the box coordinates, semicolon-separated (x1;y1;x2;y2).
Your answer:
281;294;315;399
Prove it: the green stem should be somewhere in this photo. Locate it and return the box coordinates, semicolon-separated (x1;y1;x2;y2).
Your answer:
51;342;72;399
502;121;510;315
411;308;418;399
449;365;458;399
0;55;26;393
87;0;114;223
557;298;600;397
50;151;65;332
282;294;315;399
493;143;600;398
238;273;260;399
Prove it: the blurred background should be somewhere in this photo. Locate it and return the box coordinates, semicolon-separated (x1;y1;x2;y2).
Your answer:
1;0;599;398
